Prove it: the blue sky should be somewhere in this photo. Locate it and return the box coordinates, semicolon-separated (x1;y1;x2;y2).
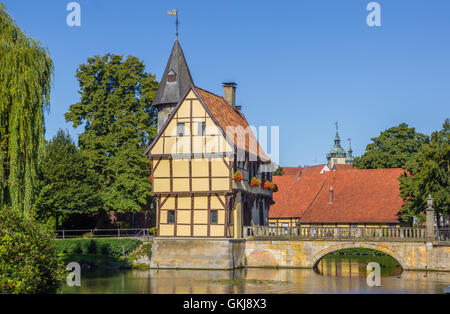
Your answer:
3;0;450;166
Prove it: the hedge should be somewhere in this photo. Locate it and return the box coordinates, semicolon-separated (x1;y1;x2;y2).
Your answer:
54;238;142;257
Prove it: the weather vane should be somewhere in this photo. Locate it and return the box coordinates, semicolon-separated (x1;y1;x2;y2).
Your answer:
168;9;179;39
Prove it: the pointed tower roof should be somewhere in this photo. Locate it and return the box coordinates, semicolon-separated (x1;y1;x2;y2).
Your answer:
346;138;354;164
327;122;346;159
153;39;194;107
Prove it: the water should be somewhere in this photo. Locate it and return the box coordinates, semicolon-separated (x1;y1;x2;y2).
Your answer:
62;255;450;294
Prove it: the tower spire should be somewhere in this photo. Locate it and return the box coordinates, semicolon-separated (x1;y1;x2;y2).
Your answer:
334;121;341;146
346;138;354;164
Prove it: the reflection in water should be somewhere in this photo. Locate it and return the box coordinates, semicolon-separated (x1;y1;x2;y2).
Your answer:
314;254;403;278
62;266;450;294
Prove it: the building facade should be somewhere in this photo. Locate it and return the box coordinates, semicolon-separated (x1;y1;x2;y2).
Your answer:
146;39;273;239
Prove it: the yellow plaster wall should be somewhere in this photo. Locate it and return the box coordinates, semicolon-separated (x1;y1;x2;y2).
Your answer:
160;224;174;236
194;225;208;237
192;178;209;192
153;178;170;193
194;195;208;209
177;225;191;237
194;210;208;224
210;225;225;237
177;210;191;224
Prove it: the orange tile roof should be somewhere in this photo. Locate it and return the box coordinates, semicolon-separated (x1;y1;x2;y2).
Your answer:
270;170;330;218
195;87;270;161
282;167;303;176
270;166;405;223
333;164;354;171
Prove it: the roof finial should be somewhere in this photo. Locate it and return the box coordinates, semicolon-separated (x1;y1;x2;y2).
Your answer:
335;121;339;135
168;9;179;39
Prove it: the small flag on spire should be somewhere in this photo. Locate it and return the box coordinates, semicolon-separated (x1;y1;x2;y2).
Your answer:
168;9;179;39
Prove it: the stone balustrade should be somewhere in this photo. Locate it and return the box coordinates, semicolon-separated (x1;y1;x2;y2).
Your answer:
243;226;428;242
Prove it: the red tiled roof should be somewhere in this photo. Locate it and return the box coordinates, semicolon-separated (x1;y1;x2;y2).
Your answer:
270;170;331;218
282;167;303;176
333;164;354;171
270;166;405;223
195;87;269;161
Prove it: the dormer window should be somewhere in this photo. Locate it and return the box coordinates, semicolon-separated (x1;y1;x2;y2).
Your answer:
167;70;177;83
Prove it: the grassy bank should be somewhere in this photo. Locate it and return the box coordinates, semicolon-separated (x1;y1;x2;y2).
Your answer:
55;238;151;270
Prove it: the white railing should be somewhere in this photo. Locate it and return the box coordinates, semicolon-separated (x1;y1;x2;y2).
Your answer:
55;228;154;240
243;226;427;241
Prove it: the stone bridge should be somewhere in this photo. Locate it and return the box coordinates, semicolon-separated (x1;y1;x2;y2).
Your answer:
150;226;449;271
243;226;450;271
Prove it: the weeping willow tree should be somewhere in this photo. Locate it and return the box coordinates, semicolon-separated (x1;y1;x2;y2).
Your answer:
0;4;53;214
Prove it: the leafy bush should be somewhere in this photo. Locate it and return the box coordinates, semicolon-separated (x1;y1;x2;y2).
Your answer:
100;244;111;256
54;238;142;257
0;209;64;294
72;243;83;254
87;240;97;254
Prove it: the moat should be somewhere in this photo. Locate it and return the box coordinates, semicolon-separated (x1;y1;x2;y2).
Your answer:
62;255;450;294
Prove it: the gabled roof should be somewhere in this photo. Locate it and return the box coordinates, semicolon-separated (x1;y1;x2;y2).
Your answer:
269;166;405;223
146;86;270;162
153;39;194;106
195;87;269;162
282;167;303;176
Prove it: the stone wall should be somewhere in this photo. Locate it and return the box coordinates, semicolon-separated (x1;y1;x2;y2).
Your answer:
150;238;246;269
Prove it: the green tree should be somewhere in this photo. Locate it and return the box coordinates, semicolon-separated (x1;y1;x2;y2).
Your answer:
65;54;158;213
0;209;64;294
353;123;429;169
35;130;102;228
0;4;53;213
273;166;284;176
399;119;450;223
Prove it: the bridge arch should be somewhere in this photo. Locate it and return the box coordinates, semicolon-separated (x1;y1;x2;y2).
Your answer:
310;242;407;270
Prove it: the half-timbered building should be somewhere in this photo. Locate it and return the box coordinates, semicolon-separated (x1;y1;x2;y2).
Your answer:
145;39;274;239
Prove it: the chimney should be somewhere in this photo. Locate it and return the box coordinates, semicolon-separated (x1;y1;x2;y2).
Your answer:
223;82;237;108
329;186;334;204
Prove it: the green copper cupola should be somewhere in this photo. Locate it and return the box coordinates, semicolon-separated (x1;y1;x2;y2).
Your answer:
327;122;347;161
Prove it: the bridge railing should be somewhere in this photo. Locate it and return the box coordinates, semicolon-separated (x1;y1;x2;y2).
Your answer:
243;226;427;241
436;229;450;242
